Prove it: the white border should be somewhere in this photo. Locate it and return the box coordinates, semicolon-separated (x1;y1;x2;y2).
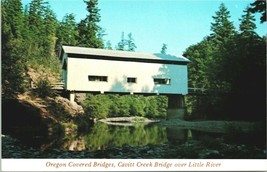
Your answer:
1;159;267;171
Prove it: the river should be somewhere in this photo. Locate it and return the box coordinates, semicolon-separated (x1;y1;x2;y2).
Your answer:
2;121;266;159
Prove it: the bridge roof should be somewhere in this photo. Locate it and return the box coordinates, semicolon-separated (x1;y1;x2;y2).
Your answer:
61;45;190;65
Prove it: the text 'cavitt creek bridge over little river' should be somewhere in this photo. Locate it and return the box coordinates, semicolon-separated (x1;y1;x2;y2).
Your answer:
54;45;204;119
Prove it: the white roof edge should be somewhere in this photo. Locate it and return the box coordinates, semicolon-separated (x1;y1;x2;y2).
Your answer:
62;45;190;62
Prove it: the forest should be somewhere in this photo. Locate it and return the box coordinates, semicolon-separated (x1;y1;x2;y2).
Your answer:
2;0;266;121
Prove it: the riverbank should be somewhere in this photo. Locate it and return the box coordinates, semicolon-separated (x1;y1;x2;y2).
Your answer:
2;92;89;138
2;90;265;159
98;116;159;126
159;119;261;133
2;134;265;159
98;116;262;134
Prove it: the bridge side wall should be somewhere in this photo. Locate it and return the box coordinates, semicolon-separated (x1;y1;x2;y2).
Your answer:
65;57;188;95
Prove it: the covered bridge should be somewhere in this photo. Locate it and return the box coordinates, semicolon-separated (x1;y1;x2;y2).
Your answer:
59;45;190;118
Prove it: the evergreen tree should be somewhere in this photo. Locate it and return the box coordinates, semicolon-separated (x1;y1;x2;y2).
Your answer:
42;6;57;56
22;4;31;41
127;33;137;51
209;3;237;90
239;7;257;37
23;0;59;71
184;3;266;120
28;0;47;38
210;3;236;44
2;0;27;95
116;32;137;51
183;38;213;89
105;40;113;50
56;13;78;53
249;0;266;23
160;43;167;54
1;0;24;39
116;32;127;51
27;0;57;56
230;8;266;119
76;0;104;48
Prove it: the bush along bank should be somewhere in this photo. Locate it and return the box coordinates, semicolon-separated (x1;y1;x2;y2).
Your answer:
80;94;168;120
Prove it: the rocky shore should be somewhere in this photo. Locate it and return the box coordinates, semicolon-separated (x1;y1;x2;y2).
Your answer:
2;135;265;159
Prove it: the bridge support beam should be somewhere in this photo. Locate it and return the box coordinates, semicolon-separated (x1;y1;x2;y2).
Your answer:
69;91;75;102
167;94;186;119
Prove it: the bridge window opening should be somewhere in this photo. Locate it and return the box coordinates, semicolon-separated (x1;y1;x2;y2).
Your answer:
127;77;137;83
88;75;108;82
154;78;171;85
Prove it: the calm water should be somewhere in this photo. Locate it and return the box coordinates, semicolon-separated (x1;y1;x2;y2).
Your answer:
3;122;265;158
15;122;222;151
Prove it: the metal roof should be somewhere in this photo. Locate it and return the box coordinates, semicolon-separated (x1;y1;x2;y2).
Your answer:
61;45;190;64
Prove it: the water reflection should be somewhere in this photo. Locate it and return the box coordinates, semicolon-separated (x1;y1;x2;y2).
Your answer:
82;123;167;151
34;122;168;151
17;122;223;152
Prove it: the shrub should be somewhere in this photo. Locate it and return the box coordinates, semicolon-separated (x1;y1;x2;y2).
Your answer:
34;77;53;98
81;94;168;119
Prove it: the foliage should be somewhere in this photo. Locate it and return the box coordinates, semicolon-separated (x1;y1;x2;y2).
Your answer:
55;13;78;54
81;94;110;119
105;40;113;50
76;0;104;48
160;43;167;54
116;32;127;51
249;0;266;23
239;7;257;36
210;3;237;45
127;33;137;51
116;32;137;51
81;94;167;119
184;3;266;120
1;0;28;96
34;77;53;98
1;0;62;97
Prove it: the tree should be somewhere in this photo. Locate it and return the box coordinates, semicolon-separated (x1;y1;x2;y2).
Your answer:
116;32;137;51
42;6;57;56
160;43;167;54
56;13;78;53
28;0;47;38
116;32;127;51
209;3;237;90
183;38;213;89
2;0;27;95
210;3;236;44
184;3;266;120
105;40;113;50
127;33;137;51
1;0;24;39
239;7;257;37
249;0;266;23
76;0;104;48
27;0;58;57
